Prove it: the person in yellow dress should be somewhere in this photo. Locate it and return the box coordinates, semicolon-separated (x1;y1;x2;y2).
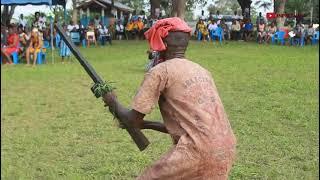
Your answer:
197;19;209;41
26;28;43;67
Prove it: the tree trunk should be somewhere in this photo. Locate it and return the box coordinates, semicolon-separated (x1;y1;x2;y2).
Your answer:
72;0;78;23
171;0;178;17
276;0;286;28
237;0;252;18
1;5;16;25
171;0;186;20
150;0;160;18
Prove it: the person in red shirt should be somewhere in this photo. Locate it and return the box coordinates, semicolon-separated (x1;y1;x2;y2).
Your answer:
1;24;19;64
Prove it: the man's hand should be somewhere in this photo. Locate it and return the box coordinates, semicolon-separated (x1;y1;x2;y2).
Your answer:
102;92;117;107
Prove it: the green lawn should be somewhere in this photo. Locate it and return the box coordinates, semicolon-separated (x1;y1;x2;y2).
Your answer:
1;41;319;179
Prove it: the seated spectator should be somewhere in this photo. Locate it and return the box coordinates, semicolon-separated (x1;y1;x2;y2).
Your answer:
305;24;315;45
26;28;43;67
67;21;80;32
115;20;125;40
231;20;241;40
197;19;209;41
266;22;277;43
220;19;230;40
292;22;304;44
86;21;97;47
257;21;266;44
43;28;51;43
136;17;145;39
17;25;30;58
1;24;19;65
98;25;112;45
126;19;136;39
244;19;253;41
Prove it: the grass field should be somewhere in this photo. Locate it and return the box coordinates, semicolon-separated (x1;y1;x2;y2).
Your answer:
1;41;319;179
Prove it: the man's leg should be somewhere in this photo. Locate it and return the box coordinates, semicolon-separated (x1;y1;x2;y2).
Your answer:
2;50;13;64
32;51;37;67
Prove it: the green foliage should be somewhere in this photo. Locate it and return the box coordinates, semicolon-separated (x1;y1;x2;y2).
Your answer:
1;41;319;179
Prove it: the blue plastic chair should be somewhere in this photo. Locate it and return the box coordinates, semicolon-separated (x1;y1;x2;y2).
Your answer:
43;41;50;49
272;31;286;45
70;32;81;44
11;51;19;64
312;31;319;45
212;27;223;43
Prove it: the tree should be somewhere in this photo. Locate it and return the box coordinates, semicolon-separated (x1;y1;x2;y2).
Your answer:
150;0;161;17
1;5;16;25
276;0;287;27
236;0;252;17
254;0;272;12
171;0;187;19
71;0;78;23
120;0;147;11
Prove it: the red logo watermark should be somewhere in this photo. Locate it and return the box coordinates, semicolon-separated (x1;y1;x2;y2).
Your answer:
266;12;305;19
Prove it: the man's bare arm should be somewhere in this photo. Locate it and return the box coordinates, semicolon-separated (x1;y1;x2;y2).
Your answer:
104;93;168;134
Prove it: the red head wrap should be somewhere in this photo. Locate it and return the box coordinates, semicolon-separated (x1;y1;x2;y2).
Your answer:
144;17;192;51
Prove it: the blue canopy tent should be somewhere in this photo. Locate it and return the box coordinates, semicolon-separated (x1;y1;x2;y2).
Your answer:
1;0;67;64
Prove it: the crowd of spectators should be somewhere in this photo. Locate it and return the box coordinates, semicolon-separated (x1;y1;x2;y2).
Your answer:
1;10;319;66
195;11;319;45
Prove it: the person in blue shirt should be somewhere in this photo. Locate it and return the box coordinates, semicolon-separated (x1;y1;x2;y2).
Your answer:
244;18;253;41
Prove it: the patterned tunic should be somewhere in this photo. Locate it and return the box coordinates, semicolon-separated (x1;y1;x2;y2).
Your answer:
132;58;237;180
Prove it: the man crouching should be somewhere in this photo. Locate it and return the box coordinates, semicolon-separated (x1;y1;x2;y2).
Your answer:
103;17;237;180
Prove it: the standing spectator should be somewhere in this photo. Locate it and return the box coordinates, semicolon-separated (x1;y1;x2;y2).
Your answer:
39;13;47;24
136;17;145;39
26;28;43;67
67;21;79;32
256;12;265;27
214;11;223;25
208;20;218;40
1;24;19;65
244;19;253;41
257;21;266;44
19;14;27;30
231;20;240;40
115;20;125;40
86;21;97;47
266;22;277;43
98;25;112;45
305;24;315;45
197;19;209;41
126;19;135;39
60;25;71;64
94;15;100;28
220;19;230;40
231;11;238;21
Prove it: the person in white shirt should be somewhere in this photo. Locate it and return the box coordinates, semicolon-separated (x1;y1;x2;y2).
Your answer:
67;21;80;32
19;14;27;30
98;24;111;45
214;11;223;25
115;20;125;40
